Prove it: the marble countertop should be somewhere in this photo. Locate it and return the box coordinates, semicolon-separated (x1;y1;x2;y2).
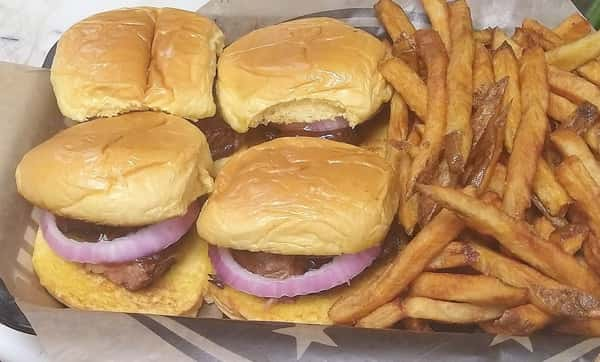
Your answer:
0;0;209;67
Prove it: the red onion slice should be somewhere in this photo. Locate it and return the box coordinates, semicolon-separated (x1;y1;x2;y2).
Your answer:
209;245;380;298
39;202;200;264
275;118;350;133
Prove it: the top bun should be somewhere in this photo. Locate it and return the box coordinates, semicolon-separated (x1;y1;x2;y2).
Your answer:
16;112;214;226
216;17;392;133
51;7;224;121
197;137;399;255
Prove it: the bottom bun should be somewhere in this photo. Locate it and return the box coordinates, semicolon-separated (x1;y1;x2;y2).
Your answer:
32;229;210;316
207;259;386;325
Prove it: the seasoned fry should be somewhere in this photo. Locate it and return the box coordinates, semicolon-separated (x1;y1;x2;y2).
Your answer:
405;30;448;196
473;43;495;99
474;28;493;45
492;29;523;57
493;43;521;151
417;185;600;296
421;0;451;52
426;241;470;270
546;31;600;71
553;13;592;42
445;0;474;172
533;216;556;239
549;224;588;255
554;319;600;337
548;66;600;109
522;18;564;50
577;60;600;87
488;163;506;196
503;47;549;219
585;123;600;155
551;129;600;185
374;0;416;40
402;297;504;323
557;156;600;239
548;93;578;123
356;298;406;328
480;304;553;336
380;58;428;121
401;318;432;332
329;190;472;323
532;159;571;217
409;272;528;307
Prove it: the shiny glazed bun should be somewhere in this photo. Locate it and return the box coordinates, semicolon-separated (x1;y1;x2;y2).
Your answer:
51;7;224;121
33;230;210;316
16;112;214;226
216;17;392;133
197;137;400;255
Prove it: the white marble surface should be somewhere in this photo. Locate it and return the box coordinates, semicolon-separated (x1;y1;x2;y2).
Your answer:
0;0;209;67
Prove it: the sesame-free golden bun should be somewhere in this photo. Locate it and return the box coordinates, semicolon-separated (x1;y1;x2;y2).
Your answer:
32;230;210;316
15;112;214;226
51;7;224;121
197;137;400;255
216;17;392;133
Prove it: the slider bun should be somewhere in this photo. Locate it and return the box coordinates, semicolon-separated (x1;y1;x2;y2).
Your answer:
216;17;392;133
16;112;214;226
32;230;210;316
197;137;399;255
51;7;224;121
206;258;387;324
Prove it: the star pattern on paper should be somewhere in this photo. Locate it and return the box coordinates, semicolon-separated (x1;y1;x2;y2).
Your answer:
273;324;338;359
489;335;533;352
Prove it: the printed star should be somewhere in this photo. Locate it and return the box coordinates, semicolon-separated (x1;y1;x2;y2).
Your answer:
489;335;533;352
273;324;338;359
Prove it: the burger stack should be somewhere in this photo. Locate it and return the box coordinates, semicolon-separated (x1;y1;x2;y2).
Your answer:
15;7;400;323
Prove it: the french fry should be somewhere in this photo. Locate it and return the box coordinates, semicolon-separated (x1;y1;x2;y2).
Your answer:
522;18;564;50
548;93;578;123
512;27;534;49
492;28;523;58
471;78;508;147
421;0;451;52
560;101;599;136
585;123;600;155
392;35;419;71
405;30;449;196
551;129;600;186
473;43;495;99
397;128;420;235
401;318;432;332
402;297;504;323
387;93;409;148
417;185;600;296
553;13;592;42
546;31;600;71
554;319;600;337
374;0;416;41
329;189;476;323
409;272;528;307
399;193;419;235
380;58;428;121
532;159;571;217
503;47;549;219
533;216;556;239
577;60;600;87
445;0;474;172
426;241;470;270
548;66;600;109
583;236;600;278
557;156;600;239
487;163;506;196
493;43;521;152
474;28;493;45
356;298;407;328
480;304;553;336
549;224;588;255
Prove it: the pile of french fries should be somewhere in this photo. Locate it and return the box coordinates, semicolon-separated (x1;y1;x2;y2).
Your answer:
329;0;600;336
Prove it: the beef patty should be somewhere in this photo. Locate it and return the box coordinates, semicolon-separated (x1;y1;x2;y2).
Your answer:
231;250;332;279
194;116;242;160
